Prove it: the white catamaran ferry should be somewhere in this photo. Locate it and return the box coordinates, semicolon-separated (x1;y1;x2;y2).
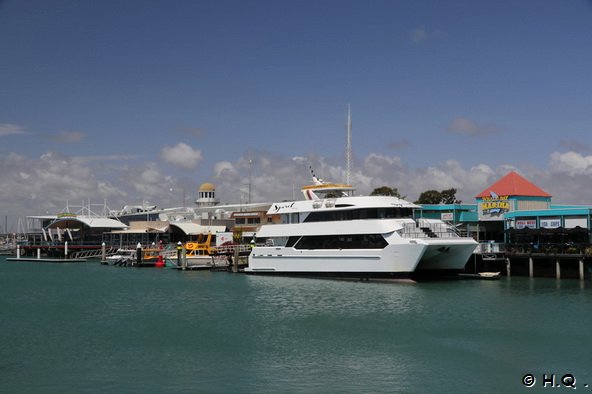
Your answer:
246;177;477;279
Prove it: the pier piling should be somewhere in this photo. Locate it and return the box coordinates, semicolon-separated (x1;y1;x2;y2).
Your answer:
233;247;239;273
506;258;511;277
136;243;142;266
101;242;106;263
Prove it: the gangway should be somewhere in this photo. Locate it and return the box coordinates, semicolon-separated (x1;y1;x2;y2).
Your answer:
71;247;118;259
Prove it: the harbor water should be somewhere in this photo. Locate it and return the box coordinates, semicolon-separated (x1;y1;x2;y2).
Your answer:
1;256;591;393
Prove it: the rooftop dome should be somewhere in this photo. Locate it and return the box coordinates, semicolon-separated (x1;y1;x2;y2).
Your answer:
199;182;216;192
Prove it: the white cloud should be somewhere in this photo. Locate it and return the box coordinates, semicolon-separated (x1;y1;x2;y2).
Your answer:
0;151;125;218
0;123;29;136
549;151;592;176
213;161;239;178
3;148;592;226
160;143;202;169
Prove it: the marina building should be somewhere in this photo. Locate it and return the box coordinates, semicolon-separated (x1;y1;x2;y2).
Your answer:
419;171;592;278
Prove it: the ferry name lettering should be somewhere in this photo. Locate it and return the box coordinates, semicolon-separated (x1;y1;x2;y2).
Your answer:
273;202;295;212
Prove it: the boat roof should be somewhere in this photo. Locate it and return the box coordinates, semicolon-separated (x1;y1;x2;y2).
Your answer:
268;195;420;215
48;216;128;229
301;183;355;191
168;222;226;235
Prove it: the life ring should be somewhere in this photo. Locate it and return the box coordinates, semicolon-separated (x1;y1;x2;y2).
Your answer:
185;242;197;250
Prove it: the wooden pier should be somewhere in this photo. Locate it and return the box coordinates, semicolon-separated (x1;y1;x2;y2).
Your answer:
468;250;590;281
6;257;87;263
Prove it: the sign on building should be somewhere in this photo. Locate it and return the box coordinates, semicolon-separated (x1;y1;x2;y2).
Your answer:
441;212;454;221
540;217;561;229
516;219;537;229
478;191;511;221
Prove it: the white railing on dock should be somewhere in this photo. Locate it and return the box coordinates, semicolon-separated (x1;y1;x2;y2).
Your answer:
473;242;506;254
213;244;251;255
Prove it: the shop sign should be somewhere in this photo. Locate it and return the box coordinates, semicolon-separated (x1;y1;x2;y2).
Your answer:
516;219;537;229
441;212;454;221
480;192;510;217
540;218;561;229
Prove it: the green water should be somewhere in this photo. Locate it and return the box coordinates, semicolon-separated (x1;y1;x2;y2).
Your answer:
1;256;591;393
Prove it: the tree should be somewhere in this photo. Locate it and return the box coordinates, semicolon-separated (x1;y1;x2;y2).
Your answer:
415;190;442;204
415;188;462;204
441;188;461;204
370;186;405;199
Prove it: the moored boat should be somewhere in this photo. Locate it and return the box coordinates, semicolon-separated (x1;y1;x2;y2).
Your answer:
246;177;477;280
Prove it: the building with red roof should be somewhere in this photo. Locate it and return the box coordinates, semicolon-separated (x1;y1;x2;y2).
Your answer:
476;171;552;222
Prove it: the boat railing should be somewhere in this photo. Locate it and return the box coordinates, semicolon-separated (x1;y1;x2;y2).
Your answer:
401;219;462;239
474;242;506;254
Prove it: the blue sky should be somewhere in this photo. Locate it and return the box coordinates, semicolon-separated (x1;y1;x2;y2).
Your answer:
1;0;592;226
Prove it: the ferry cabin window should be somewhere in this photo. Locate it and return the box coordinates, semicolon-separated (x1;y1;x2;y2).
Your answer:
303;208;412;222
281;213;300;224
294;234;387;249
262;237;288;247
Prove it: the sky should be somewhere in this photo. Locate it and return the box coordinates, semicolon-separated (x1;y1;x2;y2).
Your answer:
1;0;592;230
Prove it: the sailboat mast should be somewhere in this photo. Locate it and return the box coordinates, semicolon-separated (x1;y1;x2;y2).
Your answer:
346;104;352;184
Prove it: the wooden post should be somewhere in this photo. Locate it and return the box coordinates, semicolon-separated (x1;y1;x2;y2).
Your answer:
555;259;561;280
176;241;182;268
233;246;239;273
579;259;585;281
529;257;534;278
16;245;20;259
182;246;187;270
136;243;142;267
101;242;106;263
506;257;511;277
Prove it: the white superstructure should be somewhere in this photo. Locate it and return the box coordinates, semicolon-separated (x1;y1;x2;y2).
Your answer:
246;185;477;279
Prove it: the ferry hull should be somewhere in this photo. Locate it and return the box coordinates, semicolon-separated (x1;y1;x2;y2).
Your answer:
246;243;427;277
414;239;478;272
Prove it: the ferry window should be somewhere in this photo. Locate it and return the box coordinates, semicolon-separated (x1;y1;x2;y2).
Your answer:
247;217;260;224
303;207;412;222
294;234;387;249
235;218;246;224
266;237;288;247
286;236;300;247
291;213;299;223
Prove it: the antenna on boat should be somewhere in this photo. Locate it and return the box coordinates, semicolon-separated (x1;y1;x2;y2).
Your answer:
248;155;253;204
346;104;352;184
309;165;324;185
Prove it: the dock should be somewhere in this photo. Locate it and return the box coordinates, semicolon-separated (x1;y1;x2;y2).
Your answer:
6;257;87;263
